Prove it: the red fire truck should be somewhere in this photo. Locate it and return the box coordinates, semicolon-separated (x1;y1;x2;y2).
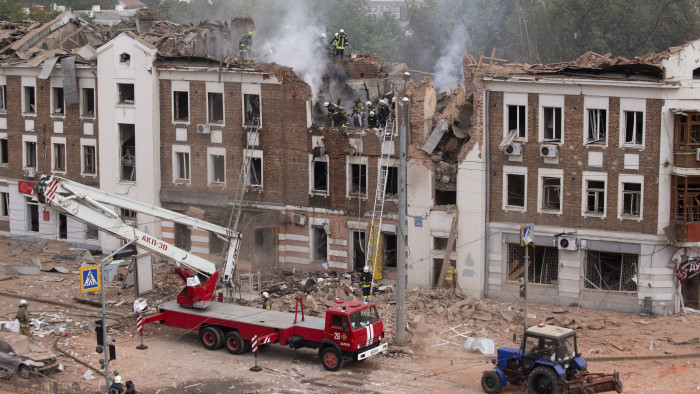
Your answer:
32;175;387;371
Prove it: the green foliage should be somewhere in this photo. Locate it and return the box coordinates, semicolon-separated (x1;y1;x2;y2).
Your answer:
0;0;25;22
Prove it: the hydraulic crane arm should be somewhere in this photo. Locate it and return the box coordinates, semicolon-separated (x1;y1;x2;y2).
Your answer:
32;176;241;305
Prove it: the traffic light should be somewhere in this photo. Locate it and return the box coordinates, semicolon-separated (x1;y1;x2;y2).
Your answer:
94;320;104;346
108;344;116;361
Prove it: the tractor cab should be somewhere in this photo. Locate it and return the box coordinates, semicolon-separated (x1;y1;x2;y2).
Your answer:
521;324;582;376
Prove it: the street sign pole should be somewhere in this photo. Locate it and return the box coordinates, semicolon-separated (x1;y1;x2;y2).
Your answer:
520;224;534;332
101;238;138;393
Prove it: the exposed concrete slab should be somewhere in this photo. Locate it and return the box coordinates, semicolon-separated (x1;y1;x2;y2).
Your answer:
4;265;40;275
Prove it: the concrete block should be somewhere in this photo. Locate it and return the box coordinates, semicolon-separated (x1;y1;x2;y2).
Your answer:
4;265;40;275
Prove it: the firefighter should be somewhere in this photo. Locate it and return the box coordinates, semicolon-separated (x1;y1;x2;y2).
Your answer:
17;299;30;337
360;266;372;303
329;33;338;56
445;262;457;293
110;375;125;394
351;99;364;127
324;102;348;127
125;381;135;394
239;31;253;59
335;29;348;59
262;292;271;310
377;99;390;127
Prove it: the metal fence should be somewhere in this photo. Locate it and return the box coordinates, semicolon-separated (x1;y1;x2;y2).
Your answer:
506;243;559;285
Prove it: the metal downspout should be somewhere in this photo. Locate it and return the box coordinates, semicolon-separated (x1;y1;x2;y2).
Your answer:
483;90;490;298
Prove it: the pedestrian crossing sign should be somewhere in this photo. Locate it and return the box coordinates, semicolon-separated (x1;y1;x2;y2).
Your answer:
80;265;101;293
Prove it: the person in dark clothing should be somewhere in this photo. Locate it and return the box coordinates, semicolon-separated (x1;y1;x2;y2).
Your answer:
360;266;373;302
377;99;391;127
335;29;348;59
239;31;253;59
351;99;364;127
110;375;124;394
329;33;338;57
324;102;348;127
125;381;135;394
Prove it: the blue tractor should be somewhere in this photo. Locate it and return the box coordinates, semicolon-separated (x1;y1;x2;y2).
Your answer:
481;324;622;394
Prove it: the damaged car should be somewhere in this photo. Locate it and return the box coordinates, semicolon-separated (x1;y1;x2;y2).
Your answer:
0;332;58;378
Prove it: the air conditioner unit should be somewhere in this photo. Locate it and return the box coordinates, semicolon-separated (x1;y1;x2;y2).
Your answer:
696;148;700;161
540;144;558;158
23;168;36;178
196;124;210;134
505;143;522;156
558;237;577;251
291;213;306;226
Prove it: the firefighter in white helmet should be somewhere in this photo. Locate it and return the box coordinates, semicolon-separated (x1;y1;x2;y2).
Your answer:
262;292;271;310
360;266;373;303
17;299;30;337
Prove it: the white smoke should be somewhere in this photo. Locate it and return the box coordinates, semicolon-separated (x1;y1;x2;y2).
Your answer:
256;2;328;101
433;24;470;93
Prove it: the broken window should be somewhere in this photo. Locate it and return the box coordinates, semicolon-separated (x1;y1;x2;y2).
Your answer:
350;163;367;196
432;258;456;288
587;109;607;143
313;160;328;192
435;190;456;205
26;198;38;232
58;213;67;239
0;137;7;164
52;87;64;115
506;173;525;208
174;223;192;251
24;86;35;113
541;177;561;211
119;124;136;181
624;111;643;145
173;91;189;121
0;192;8;217
53;143;66;171
243;94;260;125
208;92;224;123
0;85;6;113
383;233;397;268
506;243;558;285
82;88;94;116
247;157;262;187
433;237;456;251
543;107;561;141
174;151;189;181
118;83;134;104
586;180;605;214
85;224;98;240
584;250;637;292
312;225;327;261
210;154;225;183
384;166;398;196
622;182;642;217
121;208;136;222
24;141;36;168
671;176;700;223
83;145;96;174
119;53;130;63
508;105;526;139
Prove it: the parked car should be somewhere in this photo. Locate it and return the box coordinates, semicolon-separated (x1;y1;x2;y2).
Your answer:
0;332;58;378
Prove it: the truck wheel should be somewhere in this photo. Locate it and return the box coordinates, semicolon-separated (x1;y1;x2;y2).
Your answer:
527;366;562;394
224;331;245;355
199;326;223;350
481;370;502;393
320;347;343;372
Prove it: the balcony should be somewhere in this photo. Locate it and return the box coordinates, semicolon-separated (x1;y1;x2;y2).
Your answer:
673;112;700;169
669;175;700;244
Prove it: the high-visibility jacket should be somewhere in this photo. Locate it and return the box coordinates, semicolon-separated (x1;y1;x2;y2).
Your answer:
336;34;348;49
239;36;252;53
262;298;271;310
445;266;456;281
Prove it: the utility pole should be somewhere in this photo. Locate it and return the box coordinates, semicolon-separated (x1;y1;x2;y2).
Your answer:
395;72;411;346
101;238;138;393
523;244;529;331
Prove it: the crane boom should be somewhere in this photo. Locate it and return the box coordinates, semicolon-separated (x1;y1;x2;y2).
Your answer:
33;175;241;308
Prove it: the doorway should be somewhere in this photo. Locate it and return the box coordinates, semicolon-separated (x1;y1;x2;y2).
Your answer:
58;213;67;240
351;230;366;272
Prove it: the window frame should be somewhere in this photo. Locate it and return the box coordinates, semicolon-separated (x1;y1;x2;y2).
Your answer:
503;93;528;141
81;139;97;176
0;132;8;166
310;219;329;263
619;98;646;149
584;250;638;293
503;165;527;212
245;149;263;188
346;156;368;198
22;135;37;169
0;191;9;218
26;197;39;233
309;154;329;196
172;90;190;123
172;145;191;183
581;171;608;217
51;86;65;116
0;84;6;113
117;83;135;104
207;91;224;124
539;94;564;143
51;139;67;173
537;168;563;214
618;174;644;220
242;83;262;127
81;87;95;118
583;96;609;146
23;85;36;114
207;147;226;185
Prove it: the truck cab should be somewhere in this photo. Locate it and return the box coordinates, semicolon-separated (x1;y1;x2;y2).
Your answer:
319;300;387;371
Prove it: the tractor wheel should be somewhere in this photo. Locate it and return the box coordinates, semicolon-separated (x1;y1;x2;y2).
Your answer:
224;331;245;355
199;326;223;350
527;366;562;394
583;388;594;394
481;370;502;393
615;380;623;393
320;346;343;372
